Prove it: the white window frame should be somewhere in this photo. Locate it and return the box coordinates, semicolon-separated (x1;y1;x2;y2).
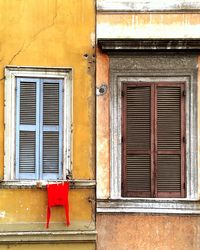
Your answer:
4;66;72;183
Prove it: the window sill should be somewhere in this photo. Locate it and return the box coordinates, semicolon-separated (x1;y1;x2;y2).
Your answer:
97;198;200;214
0;180;96;189
0;230;97;243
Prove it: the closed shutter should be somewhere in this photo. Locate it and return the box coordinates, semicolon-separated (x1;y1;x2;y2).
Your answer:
16;77;63;180
156;84;185;197
122;82;185;198
122;83;152;197
40;79;63;180
16;78;40;179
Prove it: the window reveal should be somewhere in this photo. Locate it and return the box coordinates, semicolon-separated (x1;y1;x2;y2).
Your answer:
122;82;186;198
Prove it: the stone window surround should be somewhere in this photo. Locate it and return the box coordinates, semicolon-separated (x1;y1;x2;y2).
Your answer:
97;39;200;214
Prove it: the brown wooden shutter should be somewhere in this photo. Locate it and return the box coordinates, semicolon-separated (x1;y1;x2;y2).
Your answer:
122;83;152;197
156;83;185;198
122;82;186;198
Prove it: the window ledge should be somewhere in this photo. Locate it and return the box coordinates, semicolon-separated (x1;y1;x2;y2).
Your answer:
97;0;200;13
98;38;200;52
97;198;200;214
0;230;97;243
0;180;96;189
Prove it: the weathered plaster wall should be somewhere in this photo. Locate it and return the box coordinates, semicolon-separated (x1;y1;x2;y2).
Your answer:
96;48;110;199
0;0;95;240
0;243;95;250
97;214;200;250
97;0;200;12
96;13;200;199
0;189;94;230
96;11;200;250
97;13;200;38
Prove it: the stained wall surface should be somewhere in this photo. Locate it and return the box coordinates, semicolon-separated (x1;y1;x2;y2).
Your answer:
0;243;95;250
96;12;200;199
97;214;200;250
96;9;200;250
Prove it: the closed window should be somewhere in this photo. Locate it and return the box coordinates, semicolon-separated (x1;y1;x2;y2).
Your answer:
16;77;63;180
97;51;198;213
122;82;186;198
4;67;72;182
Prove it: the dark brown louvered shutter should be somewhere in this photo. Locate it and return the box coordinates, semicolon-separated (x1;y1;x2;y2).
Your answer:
122;82;185;198
122;83;152;197
156;83;185;198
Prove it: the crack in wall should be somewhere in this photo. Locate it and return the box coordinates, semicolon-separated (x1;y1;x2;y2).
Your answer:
8;0;58;65
85;196;96;230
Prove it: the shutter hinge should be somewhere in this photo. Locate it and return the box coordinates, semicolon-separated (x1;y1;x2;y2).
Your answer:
121;91;125;97
121;136;124;143
183;182;186;190
182;90;186;96
183;137;186;143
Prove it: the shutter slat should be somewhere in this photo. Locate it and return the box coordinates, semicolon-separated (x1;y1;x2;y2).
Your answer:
41;80;62;179
127;86;151;150
20;83;36;125
19;131;35;173
157;155;181;192
156;86;183;195
123;85;152;196
16;79;38;179
127;155;151;191
43;132;59;174
43;83;59;125
16;78;63;180
157;87;181;150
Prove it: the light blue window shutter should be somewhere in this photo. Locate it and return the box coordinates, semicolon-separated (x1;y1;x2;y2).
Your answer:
16;78;40;179
40;79;63;180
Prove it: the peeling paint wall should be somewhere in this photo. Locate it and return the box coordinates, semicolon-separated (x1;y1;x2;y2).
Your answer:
0;0;95;248
97;13;200;38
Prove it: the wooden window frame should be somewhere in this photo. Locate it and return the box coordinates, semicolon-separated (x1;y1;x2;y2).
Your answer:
122;82;186;198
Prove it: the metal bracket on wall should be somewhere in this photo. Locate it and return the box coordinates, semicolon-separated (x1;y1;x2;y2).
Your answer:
96;84;107;96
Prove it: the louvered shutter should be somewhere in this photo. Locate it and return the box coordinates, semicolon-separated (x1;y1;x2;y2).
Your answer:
122;83;152;197
16;78;40;179
156;83;185;197
122;82;185;198
40;79;63;180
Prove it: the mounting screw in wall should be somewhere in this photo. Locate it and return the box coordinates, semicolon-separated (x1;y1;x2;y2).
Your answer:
96;84;107;96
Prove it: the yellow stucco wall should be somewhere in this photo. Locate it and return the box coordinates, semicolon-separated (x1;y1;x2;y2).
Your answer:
0;0;95;239
0;189;94;229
